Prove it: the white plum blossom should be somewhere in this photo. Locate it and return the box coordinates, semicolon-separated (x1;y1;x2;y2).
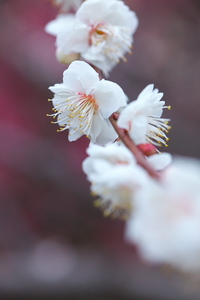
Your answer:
125;156;200;273
83;143;151;219
46;0;139;75
117;84;171;147
48;61;127;144
50;0;83;13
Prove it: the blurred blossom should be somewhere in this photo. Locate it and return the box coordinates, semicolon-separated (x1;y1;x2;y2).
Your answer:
83;143;150;219
45;0;139;75
83;142;172;219
125;156;200;273
27;240;76;282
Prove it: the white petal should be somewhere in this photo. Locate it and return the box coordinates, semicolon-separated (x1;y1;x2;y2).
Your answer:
64;61;99;93
117;101;139;130
89;113;103;143
48;83;66;94
63;69;86;93
68;128;83;141
147;153;172;171
94;119;118;145
137;84;154;100
57;20;89;54
129;115;147;145
95;79;127;118
45;14;75;36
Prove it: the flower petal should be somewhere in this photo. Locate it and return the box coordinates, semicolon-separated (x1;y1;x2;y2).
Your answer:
95;79;127;118
45;14;75;36
147;153;172;171
63;61;99;93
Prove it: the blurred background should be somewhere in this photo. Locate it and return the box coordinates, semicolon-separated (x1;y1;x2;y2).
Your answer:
0;0;200;299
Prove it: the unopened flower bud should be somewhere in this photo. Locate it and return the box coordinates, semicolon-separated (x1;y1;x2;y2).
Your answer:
137;143;158;157
56;48;80;64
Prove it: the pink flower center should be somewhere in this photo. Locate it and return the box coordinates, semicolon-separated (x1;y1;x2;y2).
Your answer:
78;92;99;111
89;23;111;46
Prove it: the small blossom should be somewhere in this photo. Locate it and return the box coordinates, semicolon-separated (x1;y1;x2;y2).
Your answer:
83;143;150;219
48;61;127;144
46;0;139;75
125;156;200;272
117;84;171;147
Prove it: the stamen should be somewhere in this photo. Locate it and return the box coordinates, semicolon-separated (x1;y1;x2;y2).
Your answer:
49;91;99;138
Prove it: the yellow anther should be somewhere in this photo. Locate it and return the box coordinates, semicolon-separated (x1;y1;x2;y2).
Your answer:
168;105;171;110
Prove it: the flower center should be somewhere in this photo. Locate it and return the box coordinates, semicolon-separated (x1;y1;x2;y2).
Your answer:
147;106;171;147
89;22;132;64
50;91;99;137
89;23;113;46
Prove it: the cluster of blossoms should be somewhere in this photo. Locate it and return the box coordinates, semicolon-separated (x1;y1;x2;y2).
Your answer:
46;0;200;274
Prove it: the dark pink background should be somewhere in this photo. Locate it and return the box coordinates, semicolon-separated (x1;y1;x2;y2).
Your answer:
0;0;200;299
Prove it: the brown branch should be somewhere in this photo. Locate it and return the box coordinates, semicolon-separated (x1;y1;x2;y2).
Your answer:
109;114;160;179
